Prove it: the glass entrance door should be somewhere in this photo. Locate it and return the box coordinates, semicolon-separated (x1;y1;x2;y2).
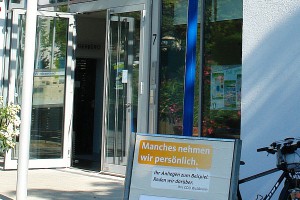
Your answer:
4;9;75;169
103;5;144;175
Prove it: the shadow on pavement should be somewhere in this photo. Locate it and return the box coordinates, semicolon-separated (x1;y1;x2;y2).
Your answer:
27;188;123;200
29;180;123;200
1;181;124;200
0;168;125;200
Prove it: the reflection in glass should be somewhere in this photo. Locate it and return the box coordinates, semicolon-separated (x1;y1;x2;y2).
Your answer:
158;0;188;135
15;16;69;159
201;0;242;139
11;14;26;159
38;1;68;12
48;0;68;3
105;12;140;165
158;0;242;138
11;0;21;3
31;16;68;159
8;0;25;9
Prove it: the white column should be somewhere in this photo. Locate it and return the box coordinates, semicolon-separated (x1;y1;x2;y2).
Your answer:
16;0;37;199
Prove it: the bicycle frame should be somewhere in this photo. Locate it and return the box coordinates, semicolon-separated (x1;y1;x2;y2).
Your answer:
262;172;286;200
238;168;289;200
239;168;280;184
238;138;300;200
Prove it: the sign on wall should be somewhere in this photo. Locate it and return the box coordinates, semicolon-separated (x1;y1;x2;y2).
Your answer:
124;133;241;200
211;65;241;110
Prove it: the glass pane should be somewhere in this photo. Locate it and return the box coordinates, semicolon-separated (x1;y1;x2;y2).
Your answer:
10;0;22;3
26;16;68;159
15;14;26;104
48;0;68;3
12;14;26;159
201;0;242;139
9;0;25;9
13;15;69;159
38;0;67;5
158;0;188;135
194;1;202;137
105;11;140;165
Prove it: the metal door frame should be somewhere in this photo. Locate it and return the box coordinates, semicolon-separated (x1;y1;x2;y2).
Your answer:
102;4;150;175
106;14;135;167
4;9;76;169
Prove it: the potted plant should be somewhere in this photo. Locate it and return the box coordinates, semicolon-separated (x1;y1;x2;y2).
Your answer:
0;97;21;154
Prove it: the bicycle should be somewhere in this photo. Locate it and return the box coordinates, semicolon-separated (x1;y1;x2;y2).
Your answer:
237;137;300;200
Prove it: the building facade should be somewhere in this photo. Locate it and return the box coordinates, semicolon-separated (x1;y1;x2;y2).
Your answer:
0;0;299;199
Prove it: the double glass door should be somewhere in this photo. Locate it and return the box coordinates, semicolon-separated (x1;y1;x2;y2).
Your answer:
103;6;145;175
3;5;148;174
4;9;75;169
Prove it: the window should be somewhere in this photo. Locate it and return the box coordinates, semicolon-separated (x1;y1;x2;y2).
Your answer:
201;0;242;139
158;0;242;139
158;0;189;135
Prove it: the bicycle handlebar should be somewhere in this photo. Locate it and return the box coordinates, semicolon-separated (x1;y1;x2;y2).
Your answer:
257;147;276;154
256;138;300;155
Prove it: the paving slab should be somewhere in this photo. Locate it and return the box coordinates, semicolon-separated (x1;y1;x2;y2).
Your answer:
0;168;125;200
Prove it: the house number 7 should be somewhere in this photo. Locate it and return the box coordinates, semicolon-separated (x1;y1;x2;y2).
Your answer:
153;33;157;45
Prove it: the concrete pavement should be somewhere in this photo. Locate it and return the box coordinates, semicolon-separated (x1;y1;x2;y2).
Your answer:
0;168;125;200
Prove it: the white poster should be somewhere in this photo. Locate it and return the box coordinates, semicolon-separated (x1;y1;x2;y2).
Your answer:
140;195;189;200
210;65;241;110
151;167;210;192
125;134;241;200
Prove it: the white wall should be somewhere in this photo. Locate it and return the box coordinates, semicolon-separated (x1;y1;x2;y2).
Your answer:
241;0;300;199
